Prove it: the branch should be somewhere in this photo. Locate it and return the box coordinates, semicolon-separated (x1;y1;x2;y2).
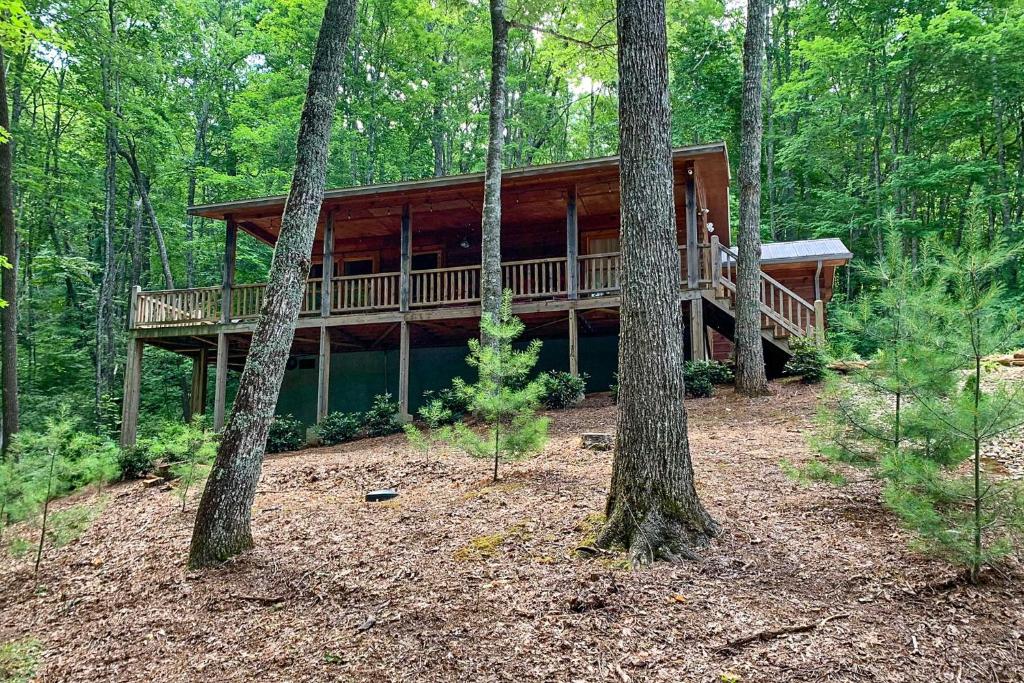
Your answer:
715;613;850;653
509;20;616;52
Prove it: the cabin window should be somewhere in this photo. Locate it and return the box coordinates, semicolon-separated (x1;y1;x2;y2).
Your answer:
411;251;441;271
587;236;620;255
342;258;375;276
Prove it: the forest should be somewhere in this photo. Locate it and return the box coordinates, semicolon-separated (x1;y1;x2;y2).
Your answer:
0;0;1021;433
1;0;1024;680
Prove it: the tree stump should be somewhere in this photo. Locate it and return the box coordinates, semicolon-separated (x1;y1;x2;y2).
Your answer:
581;433;613;451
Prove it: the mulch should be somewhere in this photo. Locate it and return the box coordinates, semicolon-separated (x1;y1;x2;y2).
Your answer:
2;383;1022;682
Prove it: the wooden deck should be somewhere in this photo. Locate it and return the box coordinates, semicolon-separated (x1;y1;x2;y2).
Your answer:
129;239;823;349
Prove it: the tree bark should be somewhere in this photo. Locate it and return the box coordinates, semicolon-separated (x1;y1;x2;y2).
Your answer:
734;0;770;397
117;139;174;289
95;0;119;424
596;0;718;568
0;46;19;454
479;0;509;340
188;0;357;569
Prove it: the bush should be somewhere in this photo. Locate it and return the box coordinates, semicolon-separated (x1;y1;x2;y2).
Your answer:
317;411;363;446
610;373;619;404
684;360;731;398
418;382;472;427
538;371;587;409
117;445;154;480
266;414;306;454
784;337;828;383
363;394;401;437
1;410;120;527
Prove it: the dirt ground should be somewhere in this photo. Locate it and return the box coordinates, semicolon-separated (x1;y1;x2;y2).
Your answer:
2;382;1023;682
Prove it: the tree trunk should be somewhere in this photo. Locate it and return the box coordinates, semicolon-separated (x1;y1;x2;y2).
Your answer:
0;46;19;454
186;97;211;288
188;0;357;569
117;140;174;289
734;0;770;397
95;0;119;424
479;0;509;339
596;0;718;568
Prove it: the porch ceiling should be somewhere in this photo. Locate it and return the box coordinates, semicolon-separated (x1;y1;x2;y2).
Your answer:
188;142;732;248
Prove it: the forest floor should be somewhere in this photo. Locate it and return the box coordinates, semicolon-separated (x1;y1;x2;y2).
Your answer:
2;381;1023;682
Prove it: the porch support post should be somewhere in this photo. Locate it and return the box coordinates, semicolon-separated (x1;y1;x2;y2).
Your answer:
214;332;229;432
321;210;335;316
566;185;578;300
685;166;699;289
400;203;411;312
222;217;238;323
689;300;707;361
317;325;331;422
398;320;411;421
568;306;579;376
814;299;825;344
189;347;208;417
119;337;144;447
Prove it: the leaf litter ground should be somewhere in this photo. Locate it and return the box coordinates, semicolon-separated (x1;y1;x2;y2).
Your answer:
2;382;1022;682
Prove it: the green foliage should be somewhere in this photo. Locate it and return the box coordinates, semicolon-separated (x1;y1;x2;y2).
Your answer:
609;373;619;404
816;228;1024;580
46;501;106;547
363;394;402;437
316;411;363;446
538;371;587;409
418;383;473;427
117;445;153;481
1;410;119;527
784;338;828;384
406;292;549;480
0;637;41;683
779;459;847;487
266;415;306;454
683;360;734;397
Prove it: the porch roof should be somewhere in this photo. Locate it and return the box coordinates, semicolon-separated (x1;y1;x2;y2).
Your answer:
186;142;732;248
760;238;853;265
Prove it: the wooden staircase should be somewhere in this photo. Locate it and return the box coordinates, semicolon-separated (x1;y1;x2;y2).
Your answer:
697;238;824;370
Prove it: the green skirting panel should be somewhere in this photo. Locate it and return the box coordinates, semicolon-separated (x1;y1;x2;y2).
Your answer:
275;333;620;426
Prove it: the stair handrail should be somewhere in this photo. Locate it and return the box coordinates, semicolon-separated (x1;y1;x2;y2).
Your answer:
711;238;818;339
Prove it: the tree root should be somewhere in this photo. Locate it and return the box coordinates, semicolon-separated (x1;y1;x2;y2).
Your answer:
595;505;717;570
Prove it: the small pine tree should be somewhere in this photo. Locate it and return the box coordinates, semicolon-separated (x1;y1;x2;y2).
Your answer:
887;229;1024;582
406;292;548;481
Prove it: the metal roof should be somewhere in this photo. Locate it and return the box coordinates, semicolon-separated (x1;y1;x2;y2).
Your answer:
760;238;853;264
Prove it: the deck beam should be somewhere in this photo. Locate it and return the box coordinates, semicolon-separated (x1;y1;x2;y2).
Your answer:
189;347;208;418
398;320;411;421
317;325;331;422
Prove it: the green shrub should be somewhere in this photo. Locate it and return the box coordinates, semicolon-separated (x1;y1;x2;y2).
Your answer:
2;411;120;526
684;372;714;398
266;414;306;454
317;411;363;445
538;371;587;409
117;444;154;480
362;394;401;437
610;373;619;404
784;337;828;383
418;382;472;427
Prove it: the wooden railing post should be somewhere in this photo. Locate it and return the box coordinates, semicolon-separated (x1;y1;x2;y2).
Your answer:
709;235;721;294
222;217;237;323
566;185;578;300
814;299;825;344
400;203;411;313
685;166;699;289
128;285;141;328
321;210;335;317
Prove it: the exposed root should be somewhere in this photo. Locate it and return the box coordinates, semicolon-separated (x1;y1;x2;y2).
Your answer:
595;505;717;570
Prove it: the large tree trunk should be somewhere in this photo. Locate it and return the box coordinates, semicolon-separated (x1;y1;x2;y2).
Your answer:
0;46;19;454
479;0;509;338
596;0;718;568
95;0;119;425
188;0;357;569
734;0;770;397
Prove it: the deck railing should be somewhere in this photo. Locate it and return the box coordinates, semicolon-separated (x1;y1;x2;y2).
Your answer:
131;248;711;329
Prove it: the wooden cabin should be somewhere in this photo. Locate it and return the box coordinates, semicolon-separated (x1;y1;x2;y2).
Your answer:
119;142;851;445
